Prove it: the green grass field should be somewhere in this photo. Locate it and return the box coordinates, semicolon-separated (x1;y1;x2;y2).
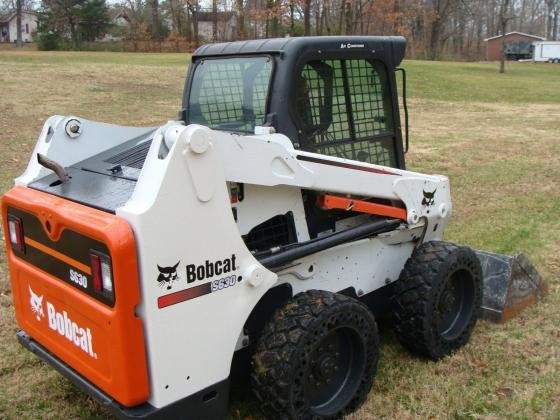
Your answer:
0;51;559;419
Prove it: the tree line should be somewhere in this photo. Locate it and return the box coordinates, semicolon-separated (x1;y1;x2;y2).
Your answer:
2;0;559;58
122;0;560;59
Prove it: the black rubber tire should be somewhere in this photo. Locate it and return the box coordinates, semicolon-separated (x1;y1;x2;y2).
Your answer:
251;290;379;419
392;241;482;360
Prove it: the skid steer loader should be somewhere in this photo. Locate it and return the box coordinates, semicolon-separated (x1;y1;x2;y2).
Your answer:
2;36;546;419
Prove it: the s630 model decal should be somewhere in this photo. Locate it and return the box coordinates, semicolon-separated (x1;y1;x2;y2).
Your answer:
210;275;237;292
69;269;88;289
157;254;240;309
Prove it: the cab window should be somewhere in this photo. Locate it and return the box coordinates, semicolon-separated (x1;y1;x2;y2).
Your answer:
295;59;396;167
188;56;273;133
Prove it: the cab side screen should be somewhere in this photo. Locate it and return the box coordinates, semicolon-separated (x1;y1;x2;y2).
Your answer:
295;59;397;167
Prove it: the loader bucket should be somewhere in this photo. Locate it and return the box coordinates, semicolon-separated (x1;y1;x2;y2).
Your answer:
476;251;548;323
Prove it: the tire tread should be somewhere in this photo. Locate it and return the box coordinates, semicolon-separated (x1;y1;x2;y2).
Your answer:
252;290;378;419
392;241;482;360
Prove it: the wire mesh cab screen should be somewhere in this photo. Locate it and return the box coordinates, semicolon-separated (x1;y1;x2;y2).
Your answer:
187;56;273;133
295;59;397;167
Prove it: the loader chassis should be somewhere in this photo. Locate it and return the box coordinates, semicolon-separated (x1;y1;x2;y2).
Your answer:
2;37;484;419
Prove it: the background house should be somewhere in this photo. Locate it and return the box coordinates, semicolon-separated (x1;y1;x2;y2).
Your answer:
0;10;38;43
485;32;546;61
98;8;131;42
197;11;236;42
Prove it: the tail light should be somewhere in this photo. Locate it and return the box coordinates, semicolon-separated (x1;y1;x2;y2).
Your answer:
7;215;25;253
90;251;114;298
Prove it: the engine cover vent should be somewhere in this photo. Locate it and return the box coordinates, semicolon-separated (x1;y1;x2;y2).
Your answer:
104;140;151;169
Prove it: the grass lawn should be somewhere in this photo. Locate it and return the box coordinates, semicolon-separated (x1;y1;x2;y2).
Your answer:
0;51;559;419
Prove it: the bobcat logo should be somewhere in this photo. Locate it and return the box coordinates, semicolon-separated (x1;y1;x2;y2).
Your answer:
422;189;437;206
29;286;44;321
157;261;180;290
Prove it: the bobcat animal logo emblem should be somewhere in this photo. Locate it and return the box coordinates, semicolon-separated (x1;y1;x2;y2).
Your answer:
157;261;180;290
422;189;437;206
29;286;44;321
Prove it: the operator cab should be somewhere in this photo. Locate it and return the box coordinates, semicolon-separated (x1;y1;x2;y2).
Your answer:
181;36;407;170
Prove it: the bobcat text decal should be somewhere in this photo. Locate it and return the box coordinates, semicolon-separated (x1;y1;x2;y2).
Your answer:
157;254;239;309
28;286;96;358
47;302;96;358
186;254;236;283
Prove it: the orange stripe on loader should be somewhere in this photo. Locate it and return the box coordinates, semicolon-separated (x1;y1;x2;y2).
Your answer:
24;236;92;275
317;194;407;221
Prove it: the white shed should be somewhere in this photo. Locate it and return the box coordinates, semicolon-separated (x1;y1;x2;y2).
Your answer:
532;41;560;62
0;10;38;43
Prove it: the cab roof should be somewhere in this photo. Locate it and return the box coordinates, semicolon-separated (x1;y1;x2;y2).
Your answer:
192;36;407;68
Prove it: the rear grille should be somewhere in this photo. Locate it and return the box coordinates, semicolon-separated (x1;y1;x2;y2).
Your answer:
104;141;151;169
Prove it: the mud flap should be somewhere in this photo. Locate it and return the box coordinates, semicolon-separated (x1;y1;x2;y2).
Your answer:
476;251;548;323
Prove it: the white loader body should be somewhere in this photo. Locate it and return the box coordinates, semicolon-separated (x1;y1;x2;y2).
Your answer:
16;116;452;408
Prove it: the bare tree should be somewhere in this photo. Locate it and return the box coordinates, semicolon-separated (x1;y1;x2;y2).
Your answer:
16;0;22;47
547;0;560;39
288;0;295;35
303;0;311;35
427;0;459;60
212;0;217;40
236;0;245;38
498;0;515;73
95;0;557;55
150;0;161;40
186;0;199;44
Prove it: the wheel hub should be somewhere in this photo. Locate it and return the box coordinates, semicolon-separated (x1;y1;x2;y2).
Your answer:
302;327;366;415
436;269;477;338
439;286;456;314
314;353;337;381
